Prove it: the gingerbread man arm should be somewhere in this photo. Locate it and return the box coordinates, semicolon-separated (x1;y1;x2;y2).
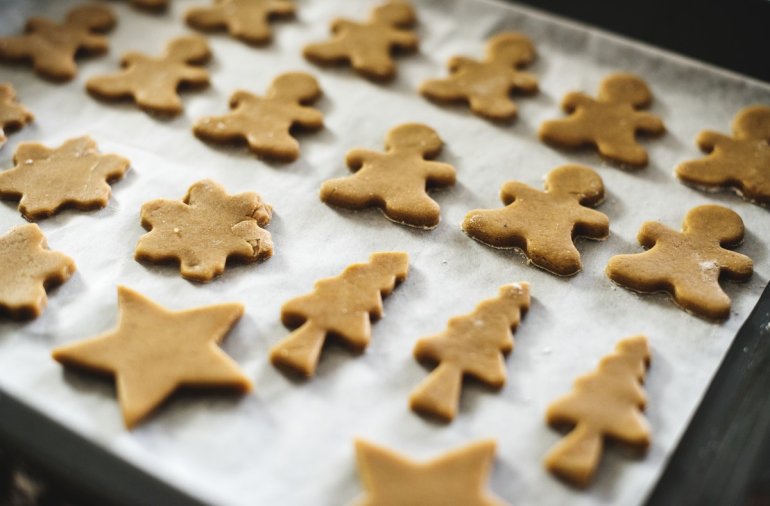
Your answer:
574;207;610;237
715;249;753;280
499;181;534;205
510;70;539;92
78;32;110;53
633;111;665;134
330;18;357;33
637;221;672;249
696;130;731;152
422;160;456;186
448;56;478;73
291;104;324;128
562;92;594;112
178;65;210;84
346;149;382;169
387;28;418;49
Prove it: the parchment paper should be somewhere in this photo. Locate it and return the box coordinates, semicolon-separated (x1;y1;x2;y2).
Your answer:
1;0;769;504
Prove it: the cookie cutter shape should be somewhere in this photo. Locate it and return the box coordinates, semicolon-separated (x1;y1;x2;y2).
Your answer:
606;205;753;320
193;72;323;162
539;73;665;167
410;283;530;422
545;335;650;488
186;0;295;45
135;179;273;282
463;165;609;276
270;252;409;377
421;32;538;121
0;136;130;220
0;224;75;320
303;0;418;81
0;5;115;81
355;439;504;506
86;36;210;115
320;123;456;229
0;83;34;149
676;105;770;206
52;286;251;428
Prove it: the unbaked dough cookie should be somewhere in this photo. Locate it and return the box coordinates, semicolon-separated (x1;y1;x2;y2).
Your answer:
606;205;753;320
676;105;770;206
0;83;34;149
0;136;130;220
545;335;650;488
270;252;409;377
303;0;418;81
420;32;538;121
193;72;323;161
0;5;115;81
410;283;530;421
0;224;75;320
320;124;456;229
186;0;295;45
86;36;210;115
52;286;251;428
462;165;609;276
135;179;273;282
539;73;665;167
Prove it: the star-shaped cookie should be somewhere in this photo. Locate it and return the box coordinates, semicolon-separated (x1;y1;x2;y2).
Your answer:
52;286;252;428
0;83;34;149
0;224;75;319
0;136;129;220
355;439;504;506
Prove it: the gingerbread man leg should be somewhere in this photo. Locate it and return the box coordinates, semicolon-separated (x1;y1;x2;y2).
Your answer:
349;49;395;80
463;209;524;249
676;158;733;187
322;178;376;209
596;133;647;167
383;191;439;227
468;93;517;120
244;128;298;160
540;121;589;148
671;274;731;319
527;235;582;275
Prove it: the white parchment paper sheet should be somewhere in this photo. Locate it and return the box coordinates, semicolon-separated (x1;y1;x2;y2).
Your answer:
1;0;769;504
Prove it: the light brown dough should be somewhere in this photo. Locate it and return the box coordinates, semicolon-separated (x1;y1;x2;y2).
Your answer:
410;283;530;421
0;5;115;81
320;124;456;229
135;179;273;282
52;286;251;428
676;105;770;206
0;224;75;320
0;83;34;149
539;73;665;167
270;252;409;377
303;0;418;81
606;205;753;320
355;439;504;506
86;36;210;115
462;165;609;276
128;0;169;12
193;72;323;161
186;0;295;45
420;32;538;121
0;136;130;220
545;335;650;488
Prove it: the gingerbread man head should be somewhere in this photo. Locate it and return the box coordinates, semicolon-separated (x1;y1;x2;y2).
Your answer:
683;205;745;246
486;32;535;67
62;5;116;31
371;1;416;26
385;123;443;157
597;73;652;107
732;105;770;141
269;72;322;103
542;164;605;206
164;36;210;64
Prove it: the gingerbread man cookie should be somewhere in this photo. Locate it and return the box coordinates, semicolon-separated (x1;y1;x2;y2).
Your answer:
0;84;33;149
135;179;273;282
0;224;75;320
0;136;129;220
303;0;418;81
606;205;753;320
0;5;115;81
463;165;609;276
186;0;295;45
676;105;770;206
320;124;456;229
127;0;169;12
86;36;210;115
193;72;323;161
546;335;650;488
420;32;538;121
539;73;665;167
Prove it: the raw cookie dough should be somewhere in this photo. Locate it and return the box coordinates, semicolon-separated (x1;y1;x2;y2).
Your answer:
270;252;409;377
193;72;323;162
606;205;753;320
52;286;251;428
86;36;210;115
303;0;418;81
0;136;130;220
0;83;34;149
135;179;273;282
320;123;456;229
539;73;665;167
0;5;115;81
420;32;538;121
462;165;609;276
355;439;504;506
410;283;530;421
186;0;295;45
0;224;75;320
676;105;770;206
545;335;650;488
